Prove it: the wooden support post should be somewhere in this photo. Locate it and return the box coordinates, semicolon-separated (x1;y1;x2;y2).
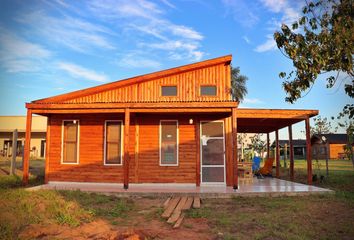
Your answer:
10;129;18;175
232;108;238;189
305;117;312;185
266;133;270;159
123;108;130;189
44;117;50;184
275;130;280;178
23;109;32;185
288;125;294;181
195;118;200;186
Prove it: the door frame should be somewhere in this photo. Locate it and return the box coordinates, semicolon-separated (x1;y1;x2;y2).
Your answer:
200;120;226;185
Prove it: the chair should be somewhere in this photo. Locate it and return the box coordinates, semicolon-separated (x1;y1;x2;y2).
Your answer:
259;157;275;176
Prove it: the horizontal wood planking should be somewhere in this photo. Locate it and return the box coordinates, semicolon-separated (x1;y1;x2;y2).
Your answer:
47;113;231;184
48;114;130;183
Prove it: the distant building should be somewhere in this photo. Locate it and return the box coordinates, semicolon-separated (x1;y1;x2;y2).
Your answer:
271;139;307;159
311;134;348;160
0;116;47;158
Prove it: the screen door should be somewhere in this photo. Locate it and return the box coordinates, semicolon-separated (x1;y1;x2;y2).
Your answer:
200;121;225;184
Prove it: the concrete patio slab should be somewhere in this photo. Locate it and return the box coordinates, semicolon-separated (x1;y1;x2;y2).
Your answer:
27;177;334;198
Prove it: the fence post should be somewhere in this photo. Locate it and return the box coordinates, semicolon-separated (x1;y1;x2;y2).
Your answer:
10;129;18;175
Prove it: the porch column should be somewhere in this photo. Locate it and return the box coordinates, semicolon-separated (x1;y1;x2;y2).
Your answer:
288;125;294;181
275;130;280;178
305;117;312;185
232;108;238;189
266;133;270;159
23;109;32;185
44;117;50;184
123;108;130;189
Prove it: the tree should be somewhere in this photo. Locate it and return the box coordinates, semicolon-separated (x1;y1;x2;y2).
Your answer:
231;66;248;102
249;134;266;158
311;116;334;135
274;0;354;118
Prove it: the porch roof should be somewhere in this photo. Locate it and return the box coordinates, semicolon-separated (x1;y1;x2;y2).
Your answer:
236;108;318;133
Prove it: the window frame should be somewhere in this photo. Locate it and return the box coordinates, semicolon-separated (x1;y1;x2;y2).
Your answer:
159;120;179;166
161;85;178;97
61;120;80;165
200;85;217;97
104;120;123;166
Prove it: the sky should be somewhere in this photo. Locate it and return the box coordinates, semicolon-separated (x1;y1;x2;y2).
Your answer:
0;0;350;140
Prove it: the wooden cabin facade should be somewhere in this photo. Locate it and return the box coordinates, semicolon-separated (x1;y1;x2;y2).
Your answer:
23;55;318;188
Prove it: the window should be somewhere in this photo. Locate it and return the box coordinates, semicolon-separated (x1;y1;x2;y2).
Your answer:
104;121;123;165
62;120;79;164
200;86;217;96
161;86;177;96
160;120;178;166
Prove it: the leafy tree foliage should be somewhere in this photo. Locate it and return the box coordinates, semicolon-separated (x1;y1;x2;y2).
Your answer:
311;116;334;135
231;66;248;102
274;0;354;118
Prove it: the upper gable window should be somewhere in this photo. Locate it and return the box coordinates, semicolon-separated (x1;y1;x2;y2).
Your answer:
200;86;217;96
161;86;177;96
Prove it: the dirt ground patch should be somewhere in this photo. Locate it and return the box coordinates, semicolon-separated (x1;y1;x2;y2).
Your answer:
19;217;212;240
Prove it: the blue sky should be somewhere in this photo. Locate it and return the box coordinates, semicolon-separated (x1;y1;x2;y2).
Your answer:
0;0;350;139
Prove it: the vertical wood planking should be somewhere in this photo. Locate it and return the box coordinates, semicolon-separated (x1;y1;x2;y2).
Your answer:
62;62;232;103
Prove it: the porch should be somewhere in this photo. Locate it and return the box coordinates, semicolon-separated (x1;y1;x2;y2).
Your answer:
27;177;333;198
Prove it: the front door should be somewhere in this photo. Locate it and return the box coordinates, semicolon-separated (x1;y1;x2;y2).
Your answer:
200;121;226;184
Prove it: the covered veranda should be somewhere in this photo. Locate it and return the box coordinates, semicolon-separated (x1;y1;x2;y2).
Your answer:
235;108;319;185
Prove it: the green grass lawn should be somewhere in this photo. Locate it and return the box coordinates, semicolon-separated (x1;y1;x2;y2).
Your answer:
0;159;353;239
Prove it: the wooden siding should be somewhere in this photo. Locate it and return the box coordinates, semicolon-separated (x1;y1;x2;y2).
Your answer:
329;144;346;159
48;114;131;183
47;113;232;184
63;63;231;103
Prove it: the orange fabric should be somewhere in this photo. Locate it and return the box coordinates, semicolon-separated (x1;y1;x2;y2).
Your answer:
259;157;275;175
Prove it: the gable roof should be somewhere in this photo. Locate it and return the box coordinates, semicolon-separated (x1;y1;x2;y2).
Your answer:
312;134;348;144
33;55;232;104
271;139;306;147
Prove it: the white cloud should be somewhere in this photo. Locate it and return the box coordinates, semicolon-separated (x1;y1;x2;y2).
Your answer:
161;0;176;9
222;0;259;28
17;11;116;53
243;36;251;44
0;27;51;73
255;0;302;53
87;0;205;62
254;34;277;52
57;62;109;82
116;56;161;69
169;24;204;40
243;98;264;104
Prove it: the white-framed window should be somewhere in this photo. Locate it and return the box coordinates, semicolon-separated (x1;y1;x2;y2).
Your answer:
159;120;179;166
104;120;123;166
61;120;79;164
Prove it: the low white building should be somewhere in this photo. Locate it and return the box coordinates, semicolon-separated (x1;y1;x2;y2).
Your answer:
0;116;47;159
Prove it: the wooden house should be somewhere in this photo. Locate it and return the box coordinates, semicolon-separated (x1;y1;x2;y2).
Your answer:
23;55;318;188
311;134;349;159
271;139;307;159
